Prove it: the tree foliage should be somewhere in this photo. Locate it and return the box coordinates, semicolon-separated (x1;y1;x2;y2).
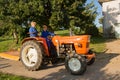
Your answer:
0;0;98;43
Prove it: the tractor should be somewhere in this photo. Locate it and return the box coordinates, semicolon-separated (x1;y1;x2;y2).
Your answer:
20;35;95;75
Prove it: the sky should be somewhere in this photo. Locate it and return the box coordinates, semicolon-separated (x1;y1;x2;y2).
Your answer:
86;0;102;27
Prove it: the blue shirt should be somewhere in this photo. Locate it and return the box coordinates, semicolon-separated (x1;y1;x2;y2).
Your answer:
41;30;50;38
29;27;38;37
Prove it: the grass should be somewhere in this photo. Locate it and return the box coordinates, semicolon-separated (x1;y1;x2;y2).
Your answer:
55;30;69;36
0;37;13;52
0;72;32;80
0;37;20;52
90;36;106;53
0;30;106;79
0;40;12;52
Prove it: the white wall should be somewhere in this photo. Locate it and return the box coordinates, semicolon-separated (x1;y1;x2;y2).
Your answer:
102;0;120;38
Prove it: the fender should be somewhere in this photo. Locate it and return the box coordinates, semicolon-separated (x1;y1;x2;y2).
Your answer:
21;37;50;56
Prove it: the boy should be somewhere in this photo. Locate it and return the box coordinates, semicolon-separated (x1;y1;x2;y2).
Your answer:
29;21;38;37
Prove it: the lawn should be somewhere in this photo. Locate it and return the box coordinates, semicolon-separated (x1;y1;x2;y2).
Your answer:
0;37;20;52
0;30;106;79
0;72;32;80
0;37;13;52
55;30;69;36
90;36;106;53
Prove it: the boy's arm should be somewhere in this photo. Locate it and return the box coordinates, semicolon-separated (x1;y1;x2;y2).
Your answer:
33;28;37;33
29;28;38;34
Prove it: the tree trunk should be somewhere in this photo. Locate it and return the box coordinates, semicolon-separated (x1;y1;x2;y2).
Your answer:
13;29;18;44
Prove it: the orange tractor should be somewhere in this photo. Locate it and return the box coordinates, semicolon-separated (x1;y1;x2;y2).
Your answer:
20;35;95;75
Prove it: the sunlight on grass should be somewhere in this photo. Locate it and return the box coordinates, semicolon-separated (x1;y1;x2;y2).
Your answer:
0;37;20;52
0;72;32;80
55;30;69;36
90;37;106;53
0;39;13;52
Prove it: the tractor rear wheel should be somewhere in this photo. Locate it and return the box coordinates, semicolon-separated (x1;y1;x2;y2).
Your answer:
65;55;87;75
20;40;43;71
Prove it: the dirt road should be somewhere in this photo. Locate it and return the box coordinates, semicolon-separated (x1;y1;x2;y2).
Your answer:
0;39;120;80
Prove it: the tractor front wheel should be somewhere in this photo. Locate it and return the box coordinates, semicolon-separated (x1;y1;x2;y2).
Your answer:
20;40;43;71
65;55;87;75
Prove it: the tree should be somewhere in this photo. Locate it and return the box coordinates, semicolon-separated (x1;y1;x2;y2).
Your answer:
99;17;103;25
83;1;98;35
49;0;98;35
0;0;98;44
0;0;46;43
49;0;87;30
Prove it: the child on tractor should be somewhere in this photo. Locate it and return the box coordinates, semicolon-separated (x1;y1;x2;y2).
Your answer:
41;25;56;56
29;21;38;37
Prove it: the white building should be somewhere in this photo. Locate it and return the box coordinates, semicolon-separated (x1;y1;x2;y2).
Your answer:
101;0;120;38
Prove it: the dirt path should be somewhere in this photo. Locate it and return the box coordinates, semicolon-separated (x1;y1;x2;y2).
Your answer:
0;39;120;80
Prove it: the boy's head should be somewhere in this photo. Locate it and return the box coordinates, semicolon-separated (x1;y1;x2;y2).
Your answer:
43;25;48;31
31;21;36;27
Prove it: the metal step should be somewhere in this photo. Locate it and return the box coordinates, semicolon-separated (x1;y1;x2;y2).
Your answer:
0;53;20;61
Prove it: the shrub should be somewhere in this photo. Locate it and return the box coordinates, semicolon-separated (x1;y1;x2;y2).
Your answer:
85;26;99;36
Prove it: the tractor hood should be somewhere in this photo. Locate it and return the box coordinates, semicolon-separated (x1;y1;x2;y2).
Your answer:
52;35;90;46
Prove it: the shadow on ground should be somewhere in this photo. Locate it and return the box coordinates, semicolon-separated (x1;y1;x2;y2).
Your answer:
36;53;120;80
0;59;11;69
0;63;11;69
40;60;64;70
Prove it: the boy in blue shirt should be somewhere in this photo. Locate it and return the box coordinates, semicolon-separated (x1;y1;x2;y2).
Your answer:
41;25;49;38
41;25;57;57
29;21;38;37
41;25;51;48
41;25;55;38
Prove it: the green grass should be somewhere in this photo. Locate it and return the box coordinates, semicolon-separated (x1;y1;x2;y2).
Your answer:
55;30;69;36
0;40;12;52
0;37;20;52
90;36;106;53
0;37;13;52
0;72;32;80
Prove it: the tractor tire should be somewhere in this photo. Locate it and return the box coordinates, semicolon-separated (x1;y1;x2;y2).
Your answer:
65;55;87;75
87;57;95;65
20;40;43;71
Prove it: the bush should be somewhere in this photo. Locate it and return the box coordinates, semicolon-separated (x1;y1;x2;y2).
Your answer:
74;27;81;35
18;27;29;40
85;26;99;36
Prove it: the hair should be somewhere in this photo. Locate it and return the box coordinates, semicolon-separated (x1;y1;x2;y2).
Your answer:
43;25;47;28
31;21;36;26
